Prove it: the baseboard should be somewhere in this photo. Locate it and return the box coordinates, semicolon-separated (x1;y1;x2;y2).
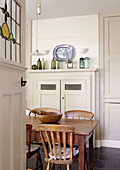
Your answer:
86;140;101;148
101;140;120;148
86;140;120;148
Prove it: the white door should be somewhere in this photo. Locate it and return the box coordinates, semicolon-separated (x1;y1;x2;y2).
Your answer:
0;0;26;169
35;80;60;109
61;79;91;114
103;15;120;144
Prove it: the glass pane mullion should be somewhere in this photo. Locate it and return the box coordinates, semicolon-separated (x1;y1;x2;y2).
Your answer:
10;0;12;60
15;2;17;62
19;6;21;63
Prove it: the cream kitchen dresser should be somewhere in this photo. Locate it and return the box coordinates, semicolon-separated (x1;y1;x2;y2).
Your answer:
27;69;98;116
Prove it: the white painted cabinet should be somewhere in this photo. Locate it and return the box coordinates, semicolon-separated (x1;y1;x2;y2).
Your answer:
104;103;120;141
27;69;97;116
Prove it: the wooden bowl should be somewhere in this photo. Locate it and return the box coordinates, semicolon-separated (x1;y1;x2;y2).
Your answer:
30;108;61;115
37;111;62;123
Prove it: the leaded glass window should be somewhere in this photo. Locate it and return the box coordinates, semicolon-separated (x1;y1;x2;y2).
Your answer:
0;0;21;63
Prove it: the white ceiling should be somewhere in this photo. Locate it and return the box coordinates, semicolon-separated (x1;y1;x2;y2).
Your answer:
26;0;120;20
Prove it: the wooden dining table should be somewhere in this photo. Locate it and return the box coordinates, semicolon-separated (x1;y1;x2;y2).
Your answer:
26;116;99;170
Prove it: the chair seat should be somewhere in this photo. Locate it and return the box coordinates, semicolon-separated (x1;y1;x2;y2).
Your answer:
49;146;79;160
26;144;40;153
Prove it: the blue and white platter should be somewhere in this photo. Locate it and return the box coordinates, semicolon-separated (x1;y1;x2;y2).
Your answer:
53;44;73;61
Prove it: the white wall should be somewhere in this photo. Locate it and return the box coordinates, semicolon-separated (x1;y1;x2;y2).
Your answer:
31;15;98;69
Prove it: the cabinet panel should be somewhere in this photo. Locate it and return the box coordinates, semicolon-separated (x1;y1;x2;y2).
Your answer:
61;78;91;113
104;16;120;98
104;103;120;140
40;94;59;108
105;17;120;57
34;80;60;109
105;59;120;96
65;94;87;111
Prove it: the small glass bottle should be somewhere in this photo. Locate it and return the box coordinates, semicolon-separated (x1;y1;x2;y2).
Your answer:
56;60;60;69
51;57;56;69
42;58;45;69
84;57;90;69
37;58;41;69
67;60;73;69
79;57;85;69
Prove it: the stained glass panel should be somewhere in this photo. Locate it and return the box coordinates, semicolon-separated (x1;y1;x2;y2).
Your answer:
0;38;5;59
17;5;20;25
0;1;5;58
0;0;21;63
6;39;10;60
12;42;15;62
12;0;15;21
17;44;20;63
17;24;20;43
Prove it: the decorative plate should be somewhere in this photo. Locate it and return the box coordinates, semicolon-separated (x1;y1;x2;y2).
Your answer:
53;44;73;61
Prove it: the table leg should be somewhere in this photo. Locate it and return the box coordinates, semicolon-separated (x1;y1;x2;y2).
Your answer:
89;133;93;170
78;136;85;170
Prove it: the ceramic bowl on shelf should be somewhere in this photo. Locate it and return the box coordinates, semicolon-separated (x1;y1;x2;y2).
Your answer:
37;111;62;123
79;48;89;54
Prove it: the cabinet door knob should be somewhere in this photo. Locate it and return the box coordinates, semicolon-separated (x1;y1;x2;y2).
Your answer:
62;97;64;99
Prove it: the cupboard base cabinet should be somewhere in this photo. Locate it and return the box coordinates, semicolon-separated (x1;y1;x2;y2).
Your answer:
104;103;120;141
27;69;98;116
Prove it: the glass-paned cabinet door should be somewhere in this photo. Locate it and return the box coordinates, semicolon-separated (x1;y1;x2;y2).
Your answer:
34;80;60;110
61;79;91;114
0;0;21;63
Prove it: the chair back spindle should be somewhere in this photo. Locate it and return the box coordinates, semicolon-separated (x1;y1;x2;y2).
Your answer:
39;124;75;164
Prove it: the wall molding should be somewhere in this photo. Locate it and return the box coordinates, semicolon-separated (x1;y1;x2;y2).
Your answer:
101;140;120;148
32;34;98;41
0;58;27;72
94;140;120;148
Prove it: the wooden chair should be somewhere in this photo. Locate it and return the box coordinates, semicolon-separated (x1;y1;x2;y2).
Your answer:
64;110;94;120
26;124;43;170
26;108;61;159
27;107;61;116
38;124;79;170
64;110;94;170
26;107;61;145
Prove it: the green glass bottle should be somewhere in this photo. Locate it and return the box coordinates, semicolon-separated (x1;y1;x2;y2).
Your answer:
37;58;41;69
51;57;56;69
79;57;85;69
56;60;60;69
